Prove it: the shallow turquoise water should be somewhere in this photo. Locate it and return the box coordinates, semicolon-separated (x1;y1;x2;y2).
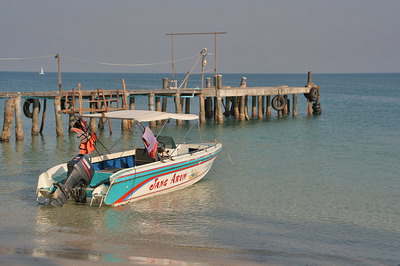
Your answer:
0;72;399;265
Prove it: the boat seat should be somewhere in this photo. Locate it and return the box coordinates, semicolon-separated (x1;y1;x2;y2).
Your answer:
135;148;159;166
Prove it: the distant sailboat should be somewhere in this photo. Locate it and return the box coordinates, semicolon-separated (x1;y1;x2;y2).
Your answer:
39;67;45;75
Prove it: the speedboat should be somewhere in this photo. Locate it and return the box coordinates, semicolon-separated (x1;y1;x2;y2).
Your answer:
36;110;222;207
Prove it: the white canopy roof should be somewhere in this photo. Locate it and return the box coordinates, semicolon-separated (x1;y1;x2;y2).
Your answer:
81;110;199;122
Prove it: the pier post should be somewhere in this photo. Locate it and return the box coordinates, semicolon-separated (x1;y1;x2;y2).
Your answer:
239;96;245;121
89;101;98;133
266;96;272;117
174;94;182;126
205;97;213;118
31;99;40;135
199;94;206;124
185;98;190;114
129;95;135;128
121;79;129;130
262;96;266;114
54;96;64;136
129;96;135;110
283;95;289;115
307;71;312;85
1;98;15;142
216;75;224;124
258;95;263;119
14;96;24;141
239;77;247;121
148;93;156;127
216;97;223;124
156;96;162;125
233;97;239;120
39;99;47;134
224;97;231;117
162;78;168;112
252;96;257;118
213;75;218;121
156;97;161;112
204;77;212;119
306;99;313;115
206;77;211;88
292;94;298;117
69;113;75;133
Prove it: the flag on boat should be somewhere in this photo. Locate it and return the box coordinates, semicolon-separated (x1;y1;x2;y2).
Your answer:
142;127;158;159
71;118;97;154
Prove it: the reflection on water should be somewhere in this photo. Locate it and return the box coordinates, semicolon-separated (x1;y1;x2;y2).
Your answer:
0;246;203;265
34;180;216;261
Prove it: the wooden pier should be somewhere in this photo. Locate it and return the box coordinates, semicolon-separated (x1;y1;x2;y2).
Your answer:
0;72;321;142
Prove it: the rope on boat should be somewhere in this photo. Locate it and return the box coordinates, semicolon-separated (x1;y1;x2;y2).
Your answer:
220;142;243;170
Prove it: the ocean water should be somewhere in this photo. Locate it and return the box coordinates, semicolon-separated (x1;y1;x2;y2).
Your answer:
0;72;399;265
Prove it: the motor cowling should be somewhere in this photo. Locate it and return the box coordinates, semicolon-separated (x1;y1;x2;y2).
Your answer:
50;154;94;207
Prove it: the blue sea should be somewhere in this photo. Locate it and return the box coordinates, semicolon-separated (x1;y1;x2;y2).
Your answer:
0;72;399;265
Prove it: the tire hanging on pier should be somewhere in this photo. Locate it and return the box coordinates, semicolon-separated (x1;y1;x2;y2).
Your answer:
271;95;286;111
304;87;318;102
23;99;41;119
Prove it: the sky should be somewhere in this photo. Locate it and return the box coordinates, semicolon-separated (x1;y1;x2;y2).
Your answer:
0;0;399;73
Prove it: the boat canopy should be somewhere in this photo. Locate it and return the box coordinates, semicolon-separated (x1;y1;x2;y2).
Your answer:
81;110;198;122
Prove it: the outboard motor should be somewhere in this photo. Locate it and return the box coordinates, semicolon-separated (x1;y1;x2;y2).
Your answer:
50;154;94;207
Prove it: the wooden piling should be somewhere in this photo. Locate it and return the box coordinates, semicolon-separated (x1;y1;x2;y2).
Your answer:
216;75;224;124
89;102;98;133
69;113;75;133
239;96;246;121
233;97;239;120
292;94;298;117
121;79;129;130
252;96;257;118
266;96;272;116
199;94;206;124
129;96;135;110
156;97;161;112
216;97;223;124
148;93;156;127
129;95;136;128
1;98;15;142
174;94;182;126
14;96;24;141
162;78;168;112
185;98;190;114
31;99;40;135
307;100;313;115
39;99;47;134
239;77;247;121
258;96;263;119
262;96;266;114
54;96;64;136
224;97;231;116
155;96;162;125
205;97;213;118
206;78;211;88
283;95;289;115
